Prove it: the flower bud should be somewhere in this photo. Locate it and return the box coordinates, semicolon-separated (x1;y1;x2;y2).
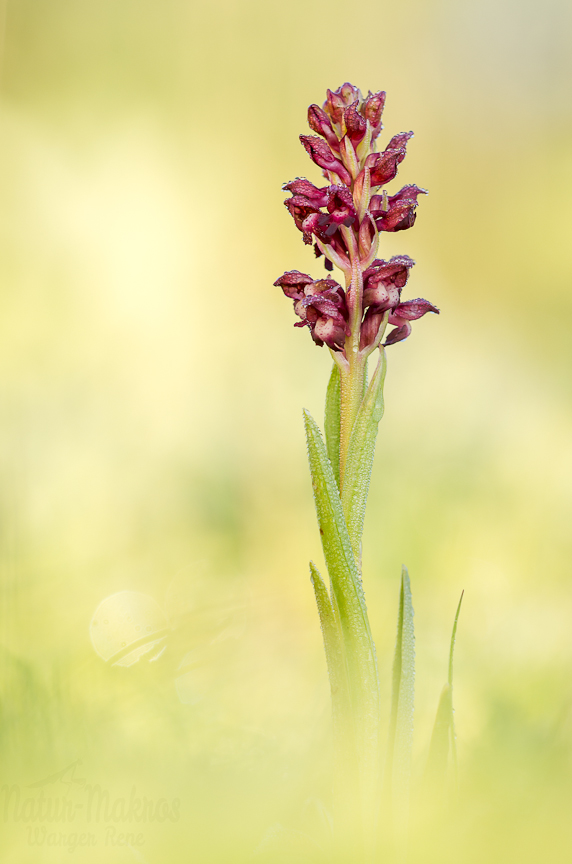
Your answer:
300;136;352;186
343;101;367;145
307;105;341;150
323;83;362;128
363;90;386;140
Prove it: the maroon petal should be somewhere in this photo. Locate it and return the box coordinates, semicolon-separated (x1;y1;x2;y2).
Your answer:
313;316;348;350
379;203;417;232
283;178;329;208
373;187;427;233
304;278;344;297
273;270;314;300
365;133;414;187
359;308;385;350
302;295;342;318
363;282;401;311
284;196;320;240
291;277;350;351
327;185;357;226
307;105;340;150
301;211;331;245
384;323;412;346
386;131;414;150
384;297;439;346
365;149;405;187
387;184;428;205
363;255;415;307
300;136;352;185
391;299;439;321
363;254;416;288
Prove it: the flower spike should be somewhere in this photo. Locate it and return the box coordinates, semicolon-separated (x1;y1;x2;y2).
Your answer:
275;84;437;354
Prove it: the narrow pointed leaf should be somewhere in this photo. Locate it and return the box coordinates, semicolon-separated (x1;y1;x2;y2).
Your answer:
303;410;370;637
310;563;361;834
386;566;415;811
310;562;353;744
324;363;342;488
303;410;379;753
310;561;349;715
340;349;387;558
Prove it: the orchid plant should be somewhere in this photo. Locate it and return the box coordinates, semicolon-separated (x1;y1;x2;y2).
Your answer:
273;84;460;858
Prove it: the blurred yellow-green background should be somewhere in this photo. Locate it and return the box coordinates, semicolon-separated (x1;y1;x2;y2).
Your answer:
1;0;572;861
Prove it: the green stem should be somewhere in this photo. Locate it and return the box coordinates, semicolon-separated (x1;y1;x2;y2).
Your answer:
339;255;367;489
339;352;367;489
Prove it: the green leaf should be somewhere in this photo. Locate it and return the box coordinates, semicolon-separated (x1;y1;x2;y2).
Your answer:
309;561;347;710
303;410;379;745
310;562;352;741
340;349;387;558
324;363;341;488
386;566;415;811
426;591;464;781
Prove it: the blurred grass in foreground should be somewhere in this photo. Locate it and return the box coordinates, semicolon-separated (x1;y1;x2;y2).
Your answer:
1;0;572;860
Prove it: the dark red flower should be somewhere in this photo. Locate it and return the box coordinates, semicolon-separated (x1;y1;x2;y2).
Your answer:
364;150;403;187
370;185;427;232
363;255;415;310
283;182;356;248
295;279;349;350
273;273;349;351
274;270;315;300
284;196;322;244
326;186;357;227
364;132;413;187
282;178;329;208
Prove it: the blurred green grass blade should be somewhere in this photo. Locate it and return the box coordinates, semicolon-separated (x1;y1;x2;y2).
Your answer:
426;683;453;779
448;590;464;688
426;591;464;780
448;590;464;772
340;349;387;558
386;566;415;808
324;363;341;488
303;409;379;723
